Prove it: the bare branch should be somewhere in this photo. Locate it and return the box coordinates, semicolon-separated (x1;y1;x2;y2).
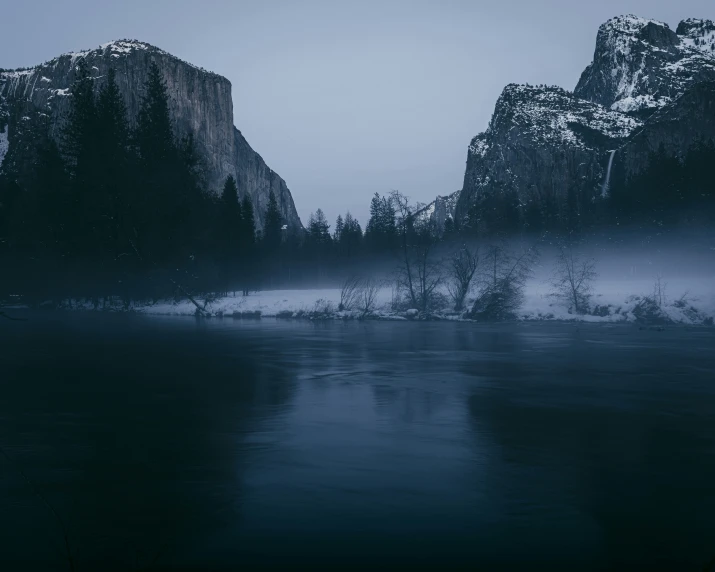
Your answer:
357;278;380;317
550;245;598;314
338;275;362;311
470;243;538;321
447;244;480;312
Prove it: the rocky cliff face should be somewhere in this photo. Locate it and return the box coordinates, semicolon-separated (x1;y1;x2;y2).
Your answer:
0;40;302;231
415;190;460;231
575;15;715;115
455;84;641;225
619;81;715;176
454;15;715;230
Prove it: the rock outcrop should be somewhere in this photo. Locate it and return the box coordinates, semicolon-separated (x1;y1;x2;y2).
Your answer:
415;190;460;232
0;40;302;231
619;80;715;176
453;15;715;230
575;15;715;115
455;84;641;225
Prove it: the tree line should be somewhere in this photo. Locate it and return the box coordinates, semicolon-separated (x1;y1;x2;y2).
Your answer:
1;60;713;305
0;60;288;305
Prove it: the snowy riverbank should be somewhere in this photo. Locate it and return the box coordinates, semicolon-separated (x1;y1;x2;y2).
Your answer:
14;276;714;326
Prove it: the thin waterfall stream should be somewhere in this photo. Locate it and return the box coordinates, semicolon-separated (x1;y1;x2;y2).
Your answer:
601;150;616;198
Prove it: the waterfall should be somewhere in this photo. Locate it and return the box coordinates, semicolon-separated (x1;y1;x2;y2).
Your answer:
601;150;616;198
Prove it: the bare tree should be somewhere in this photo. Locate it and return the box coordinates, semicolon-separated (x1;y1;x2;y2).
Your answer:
357;278;381;317
414;221;445;312
391;190;419;309
550;246;598;314
391;190;445;313
652;274;667;308
338;275;362;311
470;244;537;321
447;244;480;312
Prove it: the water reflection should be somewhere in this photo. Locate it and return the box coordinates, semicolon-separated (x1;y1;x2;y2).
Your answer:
1;316;715;570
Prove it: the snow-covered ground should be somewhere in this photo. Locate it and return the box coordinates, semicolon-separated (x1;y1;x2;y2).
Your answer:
521;276;715;324
50;275;715;325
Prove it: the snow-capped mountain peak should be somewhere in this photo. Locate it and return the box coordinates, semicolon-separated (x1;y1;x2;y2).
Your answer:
454;14;715;231
575;15;715;115
677;18;715;57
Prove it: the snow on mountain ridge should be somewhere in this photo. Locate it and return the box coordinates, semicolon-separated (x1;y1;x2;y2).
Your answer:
677;19;715;57
414;190;460;231
0;40;302;230
601;14;671;36
0;39;223;82
455;14;715;230
575;15;715;114
491;84;641;150
468;132;489;157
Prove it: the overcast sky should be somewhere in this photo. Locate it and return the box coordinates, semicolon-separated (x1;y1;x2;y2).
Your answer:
2;0;713;226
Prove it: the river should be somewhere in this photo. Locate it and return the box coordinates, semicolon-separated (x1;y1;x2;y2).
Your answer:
1;314;714;570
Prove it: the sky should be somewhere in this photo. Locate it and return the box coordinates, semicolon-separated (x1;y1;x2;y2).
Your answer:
1;0;713;227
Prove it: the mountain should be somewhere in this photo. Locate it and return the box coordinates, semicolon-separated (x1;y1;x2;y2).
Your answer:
0;40;301;231
414;190;460;231
457;84;642;231
575;16;715;115
453;15;715;232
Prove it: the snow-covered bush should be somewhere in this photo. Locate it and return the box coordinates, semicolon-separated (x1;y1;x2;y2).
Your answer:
469;245;537;321
311;298;335;317
631;295;672;325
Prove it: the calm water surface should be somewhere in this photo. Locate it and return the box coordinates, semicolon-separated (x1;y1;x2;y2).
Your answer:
1;314;715;570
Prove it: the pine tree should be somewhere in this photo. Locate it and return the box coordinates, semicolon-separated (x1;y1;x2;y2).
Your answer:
96;67;132;280
135;63;174;167
443;216;456;238
340;212;362;257
308;208;331;245
240;192;257;295
134;62;188;266
62;58;100;269
334;214;344;242
220;175;241;293
263;190;283;252
97;69;129;164
241;194;256;245
222;175;241;220
63;59;97;180
365;193;396;252
365;193;381;247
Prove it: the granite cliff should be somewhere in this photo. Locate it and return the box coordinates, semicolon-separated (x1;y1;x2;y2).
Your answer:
452;15;715;231
0;40;301;231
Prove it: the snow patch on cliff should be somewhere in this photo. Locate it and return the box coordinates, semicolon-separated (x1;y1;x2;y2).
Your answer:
602;14;668;35
496;85;641;149
678;18;715;57
577;15;715;114
469;134;489;157
611;94;669;113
